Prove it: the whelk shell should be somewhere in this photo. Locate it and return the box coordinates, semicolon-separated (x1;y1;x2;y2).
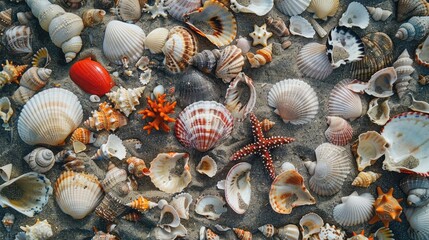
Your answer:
246;43;273;68
82;9;105;27
339;2;370;29
233;228;252;240
354;131;388;171
297;42;333;80
324;116;353;146
225;162;251;214
95;192;127;222
191;49;220;73
224;72;256;120
299;212;323;239
396;16;429;41
162;26;197;74
307;0;339;20
23;147;55;173
274;0;311;16
333;191;375;226
84;102;128;132
101;163;127;192
126;156;150;178
266;17;290;37
106;86;145;117
328;79;363;121
196;155;217;178
12;66;52;106
127;195;157;212
195;194;227;220
367;98;390;126
352;171;381;188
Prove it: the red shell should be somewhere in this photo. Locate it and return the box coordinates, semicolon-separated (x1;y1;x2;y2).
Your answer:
69;58;114;96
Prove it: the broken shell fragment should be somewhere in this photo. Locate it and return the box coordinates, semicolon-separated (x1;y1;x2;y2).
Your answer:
196;155;217;178
339;2;370;29
230;0;273;16
354;131;388;171
0;164;12;181
92;134;126;161
299;212;323;239
365;67;397;98
289;16;315;38
352;171;382;188
195;195;227;220
409;93;429;114
367;7;392;21
333;191;375;226
170;192;192;220
225;162;251;214
224;72;256;120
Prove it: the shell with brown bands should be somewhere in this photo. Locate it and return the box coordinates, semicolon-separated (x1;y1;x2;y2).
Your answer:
397;0;429;22
11;67;52;105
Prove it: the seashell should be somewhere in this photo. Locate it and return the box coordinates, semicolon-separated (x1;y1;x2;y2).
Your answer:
70;127;95;145
4;25;32;55
206;228;219;240
62;0;85;8
95;192;127;222
0;172;52;217
325;116;353;146
409;93;429;113
305;143;351;196
381;112;429;175
299;212;324;239
145;27;169;54
18;88;83;146
215;45;244;83
175;101;234;152
2;212;14;232
126;157;150;178
12;66;52;105
274;0;311;16
82;9;105;27
230;0;273;16
92;134;127;160
419;74;429;85
328;79;363;121
224;72;256;120
0;8;12;34
84;102;128;131
367;7;392;21
54;150;84;172
297;42;333;80
397;0;429;22
396;16;429;41
326;26;365;68
166;0;201;21
367;98;390;125
127;195;157;212
0;164;12;181
233;228;252;240
268;79;319;125
103;20;145;66
184;0;237;47
416;35;429;69
174;69;220;108
196;155;217;178
333;191;375;226
23;147;55;173
258;224;278;237
261;118;275;132
289;16;315;38
122;211;141;222
149;152;192;194
111;0;141;23
195;194;227;220
191;49;220;73
369;187;403;227
352;171;381;187
101;163;127;192
149;224;188;240
354;131;388;171
0;97;13;130
364;67;397;98
246;43;273;68
318;223;345;240
32;3;66;32
170;192;192;220
374;227;394;240
404;204;429;240
20;219;53;240
400;175;429;207
278;224;300;240
162;26;198;73
235;36;251;54
309;18;327;38
0;60;27;89
106;86;145;117
269;169;316;214
339;2;370;29
158;203;181;230
225;162;251;214
307;0;339;20
266;17;289;37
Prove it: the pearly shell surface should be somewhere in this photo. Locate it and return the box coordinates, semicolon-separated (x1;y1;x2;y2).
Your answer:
307;0;339;20
339;2;370;29
367;98;390;126
352;171;381;188
195;194;227;220
289;16;315;38
225;162;251;214
333;191;375;226
196;155;217;178
355;131;388;171
23;147;55;173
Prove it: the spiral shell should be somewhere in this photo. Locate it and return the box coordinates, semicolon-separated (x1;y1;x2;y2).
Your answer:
4;25;32;55
191;49;220;74
95;192;127;222
0;60;27;89
0;8;12;35
247;43;273;68
258;224;277;237
162;26;197;73
111;0;141;23
266;17;289;37
325;116;353;146
367;7;392;21
84;102;128;131
101;163;128;192
127;195;157;212
82;9;105;27
215;45;244;83
106;86;145;117
400;175;429;207
12;67;52;105
20;219;53;240
396;16;429;41
297;43;333;80
397;0;429;22
92;134;127;161
23;147;55;173
126;157;150;178
328;79;363;121
393;49;414;99
233;228;252;240
352;171;381;187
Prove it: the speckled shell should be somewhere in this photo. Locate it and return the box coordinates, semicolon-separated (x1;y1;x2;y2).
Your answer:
195;194;227;220
84;102;128;131
325;116;353;146
352;171;382;187
196;155;217;178
355;131;388;171
365;67;397;98
175;101;234;152
405;204;429;240
333;191;375;226
261;118;275;132
191;49;220;73
299;212;324;239
170;192;192;219
318;223;345;240
328;79;363;121
20;219;53;240
225;162;251;214
397;0;429;22
275;0;311;16
268;79;319;125
82;9;105;27
0;60;27;89
339;2;369;29
205;228;219;240
367;7;392;21
103;20;145;65
307;0;339;20
297;43;333;80
4;25;32;54
95;192;127;222
145;27;169;54
289;16;315;38
305;143;351;196
230;0;273;16
111;0;141;22
326;26;365;68
18;88;83;146
106;86;145;117
215;45;244;83
166;0;201;21
162;26;197;73
224;72;256;120
400;174;429;207
369;187;403;227
54;171;103;219
23;147;55;173
367;98;390;126
0;8;12;34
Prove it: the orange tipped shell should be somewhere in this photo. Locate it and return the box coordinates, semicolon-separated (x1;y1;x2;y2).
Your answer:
84;102;128;131
369;187;403;227
70;127;95;144
247;44;273;69
127;195;157;212
126;157;150;178
0;60;28;88
233;228;252;240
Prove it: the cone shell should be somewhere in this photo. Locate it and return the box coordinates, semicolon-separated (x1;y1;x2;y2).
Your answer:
405;204;429;240
225;162;251;214
397;0;429;22
170;192;192;219
95;191;127;222
328;79;363;121
369;187;403;227
367;7;392;21
224;72;256;120
166;0;201;21
175;101;234;152
191;49;220;73
106;86;145;117
4;25;32;55
215;45;244;83
112;0;141;23
54;171;103;219
339;2;369;29
365;67;397;98
0;8;12;34
355;131;388;171
233;228;252;240
326;26;365;68
297;43;333;80
307;0;339;20
352;171;381;187
275;0;311;16
269;169;316;214
196;155;217;178
299;212;324;239
127;195;157;212
333;191;375;226
325;116;353;146
82;9;105;27
258;224;277;237
195;194;227;220
126;157;150;178
184;0;237;47
23;147;55;173
367;98;390;126
289;16;315;38
145;27;169;54
268;79;319;125
84;102;128;131
162;26;197;73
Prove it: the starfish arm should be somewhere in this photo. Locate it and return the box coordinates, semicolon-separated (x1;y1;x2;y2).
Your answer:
230;143;259;160
260;149;276;180
265;136;295;149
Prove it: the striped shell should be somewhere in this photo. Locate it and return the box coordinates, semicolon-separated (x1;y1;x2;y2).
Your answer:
297;43;333;80
275;0;311;16
333;191;375;226
70;127;95;144
162;26;197;73
82;9;105;27
233;228;252;240
84;102;128;132
166;0;201;21
175;101;234;152
23;147;55;173
400;175;429;207
325;116;353;146
393;50;414;99
396;16;429;41
4;25;32;55
225;162;251;214
328;79;363;121
258;224;277;237
307;0;339;20
224;72;256;120
405;204;429;240
12;67;52;105
215;45;244;83
0;8;12;34
352;171;382;188
268;79;319;125
95;192;127;222
397;0;429;22
191;49;220;73
101;163;127;192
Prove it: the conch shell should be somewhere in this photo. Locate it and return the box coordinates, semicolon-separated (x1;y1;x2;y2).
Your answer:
106;86;145;117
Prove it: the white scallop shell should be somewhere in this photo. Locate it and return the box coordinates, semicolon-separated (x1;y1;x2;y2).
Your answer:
333;191;375;226
195;195;227;220
106;86;145;117
289;16;315;38
230;0;273;16
339;2;370;29
307;0;339;20
367;98;390;126
297;43;333;80
355;131;388;171
18;88;83;146
145;27;169;54
365;67;397;98
268;79;319;125
23;147;55;173
299;212;324;239
162;26;198;73
328;79;363;121
170;192;193;220
196;155;217;178
103;20;145;65
325;116;353;146
275;0;311;16
225;162;251;214
215;45;244;83
405;204;429;240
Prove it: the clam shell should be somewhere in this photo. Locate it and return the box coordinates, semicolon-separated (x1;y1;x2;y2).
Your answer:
325;116;353;146
326;26;365;68
196;155;217;178
307;0;339;20
397;0;429;22
267;79;319;125
149;224;188;240
416;35;429;69
297;43;333;80
175;101;234;152
400;175;429;207
215;45;244;83
112;0;141;23
365;67;397;98
195;194;227;220
339;2;369;29
170;192;193;219
299;212;324;239
18;88;83;146
367;98;390;126
328;79;363;121
352;171;382;188
23;147;55;173
355;131;388;171
367;7;392;21
275;0;311;16
95;192;127;222
405;204;429;240
225;162;251;214
106;86;145;117
230;0;273;16
166;0;201;21
333;191;375;226
145;27;169;54
224;72;256;120
4;25;32;55
289;16;315;38
162;26;197;73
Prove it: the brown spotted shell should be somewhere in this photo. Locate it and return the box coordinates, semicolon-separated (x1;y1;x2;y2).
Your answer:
162;26;198;73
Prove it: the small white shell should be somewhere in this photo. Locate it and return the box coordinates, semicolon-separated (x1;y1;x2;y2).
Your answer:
299;212;324;239
333;191;375;226
325;116;353;146
92;134;127;160
170;192;193;220
328;79;363;121
89;95;101;103
20;219;53;240
367;98;390;125
339;2;370;29
101;163;127;193
297;43;333;80
0;164;12;181
145;27;169;54
275;0;311;16
289;16;315;38
230;0;274;16
196;155;217;178
225;162;251;214
366;6;392;21
23;147;55;173
235;36;251;54
2;212;14;232
355;131;388;171
195;195;227;220
365;67;397;98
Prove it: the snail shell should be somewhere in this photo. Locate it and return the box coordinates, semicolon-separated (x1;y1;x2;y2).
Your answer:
23;147;55;173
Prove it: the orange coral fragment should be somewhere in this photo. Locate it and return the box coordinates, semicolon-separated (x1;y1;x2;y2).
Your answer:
369;187;403;228
138;94;176;134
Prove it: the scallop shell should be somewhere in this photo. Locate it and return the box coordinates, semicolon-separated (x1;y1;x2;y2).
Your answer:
325;116;353;146
166;0;201;21
307;0;339;20
191;49;220;73
195;194;227;220
400;175;429;207
352;171;382;187
299;212;324;239
397;0;429;22
84;102;128;132
268;79;319;125
225;162;251;214
367;98;390;126
0;164;12;181
20;219;53;240
224;72;256;120
381;112;429;175
269;169;316;214
328;79;363;121
289;16;315;38
184;0;237;47
0;172;52;217
4;25;32;55
162;26;198;73
196;155;217;178
305;143;351;196
365;67;397;98
103;20;145;66
215;45;244;83
278;224;300;240
149;152;192;194
367;7;392;21
355;131;388;171
175;101;234;152
82;9;105;27
326;26;365;68
92;134;127;160
409;93;429;114
333;191;375;226
0;97;13;129
145;27;169;54
18;88;83;146
339;2;369;29
170;192;193;219
230;0;273;16
106;86;145;117
111;0;141;23
23;147;55;173
95;191;127;222
297;43;333;80
405;204;429;240
0;8;12;34
274;0;311;16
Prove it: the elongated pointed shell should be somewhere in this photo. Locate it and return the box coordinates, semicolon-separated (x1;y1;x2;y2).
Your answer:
4;25;32;55
18;88;83;146
268;79;319;125
297;43;333;80
162;26;198;73
299;212;324;239
339;2;369;29
352;171;381;187
225;162;251;214
397;0;429;22
191;49;220;73
127;195;157;212
233;228;252;240
326;26;365;68
106;86;145;117
224;72;256;120
230;0;273;16
196;155;217;178
405;204;429;240
367;7;392;21
328;79;363;121
333;191;375;226
195;194;227;220
24;147;55;173
355;131;388;171
325;116;353;146
393;49;415;98
275;0;311;16
307;0;339;20
95;192;127;222
215;45;244;83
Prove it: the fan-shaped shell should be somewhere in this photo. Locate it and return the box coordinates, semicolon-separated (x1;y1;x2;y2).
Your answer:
326;26;365;68
289;16;315;38
230;0;273;16
95;192;127;222
145;27;169;54
23;147;55;173
354;131;388;171
339;2;369;29
367;98;390;126
112;0;141;23
215;45;244;83
4;25;32;55
405;204;429;240
297;43;333;80
275;0;311;16
18;88;83;146
195;194;227;220
106;86;145;117
166;0;201;21
333;191;375;226
196;155;217;178
400;175;429;207
225;162;251;214
103;20;145;65
325;116;353;146
162;26;197;73
328;79;363;121
224;72;256;120
175;101;234;152
307;0;339;20
299;212;324;239
268;79;319;125
170;192;193;219
397;0;429;22
305;143;351;196
365;67;397;98
367;7;392;21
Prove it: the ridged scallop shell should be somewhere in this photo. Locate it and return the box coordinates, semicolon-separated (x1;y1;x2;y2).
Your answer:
170;192;193;219
326;26;365;68
405;204;429;240
278;224;300;240
106;86;145;117
103;20;145;66
307;0;339;20
175;101;234;152
400;175;429;207
297;43;333;80
354;131;388;171
269;169;316;214
333;191;375;226
299;212;324;239
0;8;12;34
225;162;251;214
367;7;392;21
92;134;127;160
224;72;256;120
289;16;315;38
191;49;220;73
365;67;397;98
367;98;390;126
215;45;244;83
111;0;141;23
195;194;227;220
0;97;13;130
166;0;201;21
381;112;429;175
18;88;83;146
162;26;197;73
149;152;192;194
145;27;169;54
82;9;105;27
20;219;53;240
275;0;311;16
23;147;55;173
397;0;429;22
305;143;351;196
230;0;273;16
352;171;381;187
268;79;319;125
95;192;127;222
328;79;363;121
4;25;32;54
339;2;369;29
101;163;127;192
325;116;353;146
196;155;217;178
374;227;394;240
84;102;128;131
0;172;52;217
184;0;237;47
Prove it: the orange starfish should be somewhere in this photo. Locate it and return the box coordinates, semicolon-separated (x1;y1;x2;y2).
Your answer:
369;187;403;227
138;93;176;134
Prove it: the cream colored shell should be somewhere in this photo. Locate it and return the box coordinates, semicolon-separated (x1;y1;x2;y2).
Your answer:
328;79;363;121
225;162;251;214
195;195;227;220
23;147;55;173
0;97;13;129
145;27;169;54
196;155;217;178
299;212;324;239
333;191;375;226
352;171;381;187
307;0;339;20
355;131;388;171
106;86;145;117
170;192;192;220
20;219;53;240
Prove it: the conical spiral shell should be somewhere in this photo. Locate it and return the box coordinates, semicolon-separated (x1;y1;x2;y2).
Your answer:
352;171;381;187
258;224;278;237
162;26;197;73
126;157;150;178
82;9;105;27
328;79;362;121
49;12;84;48
84;102;128;131
396;16;429;41
297;43;333;80
0;60;27;89
215;45;244;83
266;17;289;37
393;49;415;99
0;8;12;34
23;147;55;173
233;228;252;240
191;49;220;74
397;0;429;22
367;7;392;21
325;116;353;146
19;67;52;92
4;25;32;55
333;192;375;226
106;86;145;117
95;192;127;222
